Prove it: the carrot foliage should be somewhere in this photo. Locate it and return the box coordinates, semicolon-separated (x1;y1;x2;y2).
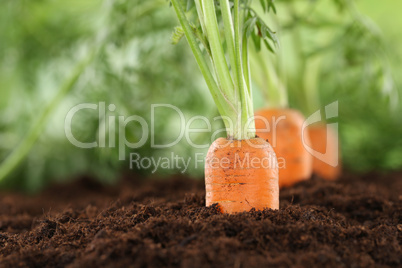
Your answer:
170;0;278;140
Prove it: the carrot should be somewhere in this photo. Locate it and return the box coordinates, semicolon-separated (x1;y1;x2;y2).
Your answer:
205;137;279;213
306;124;341;180
171;0;280;213
255;108;312;188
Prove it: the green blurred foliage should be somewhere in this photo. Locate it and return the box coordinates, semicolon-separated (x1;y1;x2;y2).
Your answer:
0;0;221;191
0;0;401;191
339;0;402;171
252;0;402;172
317;0;402;171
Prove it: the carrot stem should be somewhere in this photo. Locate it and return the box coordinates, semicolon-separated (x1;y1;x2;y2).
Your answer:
203;0;235;105
250;47;288;108
172;0;258;140
303;56;322;115
234;0;254;139
171;0;237;138
219;0;238;92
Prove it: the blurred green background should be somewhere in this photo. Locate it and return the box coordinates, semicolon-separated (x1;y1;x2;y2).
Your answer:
0;0;401;191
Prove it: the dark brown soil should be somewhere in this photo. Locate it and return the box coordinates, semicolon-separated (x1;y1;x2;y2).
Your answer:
0;172;401;268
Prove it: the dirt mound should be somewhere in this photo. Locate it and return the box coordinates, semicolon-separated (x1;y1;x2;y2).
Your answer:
0;173;401;267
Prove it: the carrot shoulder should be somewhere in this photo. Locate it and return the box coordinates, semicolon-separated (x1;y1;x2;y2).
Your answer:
205;137;279;213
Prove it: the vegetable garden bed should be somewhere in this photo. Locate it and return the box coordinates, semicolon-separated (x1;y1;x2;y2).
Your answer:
0;172;400;267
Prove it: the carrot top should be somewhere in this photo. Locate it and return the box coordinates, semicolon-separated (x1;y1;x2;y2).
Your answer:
170;0;278;140
250;0;397;115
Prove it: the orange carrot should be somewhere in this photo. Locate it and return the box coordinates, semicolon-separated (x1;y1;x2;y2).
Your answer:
306;124;341;180
255;108;313;188
172;0;280;213
205;137;279;213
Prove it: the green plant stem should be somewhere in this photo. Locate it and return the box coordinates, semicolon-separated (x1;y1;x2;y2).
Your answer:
234;0;246;138
287;4;322;115
293;27;321;115
171;0;237;137
194;1;207;35
219;0;239;92
277;47;289;108
242;34;254;125
173;0;258;140
234;0;254;139
288;7;311;115
242;34;251;95
0;51;96;183
303;56;322;115
252;5;288;109
250;47;288;108
202;0;235;105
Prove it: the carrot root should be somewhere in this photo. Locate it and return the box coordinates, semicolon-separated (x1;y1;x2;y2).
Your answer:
205;137;279;214
255;108;313;188
306;124;341;180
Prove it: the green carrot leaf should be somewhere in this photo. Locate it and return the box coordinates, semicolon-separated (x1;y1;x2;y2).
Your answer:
171;26;185;44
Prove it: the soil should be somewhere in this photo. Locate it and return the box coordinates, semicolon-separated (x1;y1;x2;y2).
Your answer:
0;172;401;268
